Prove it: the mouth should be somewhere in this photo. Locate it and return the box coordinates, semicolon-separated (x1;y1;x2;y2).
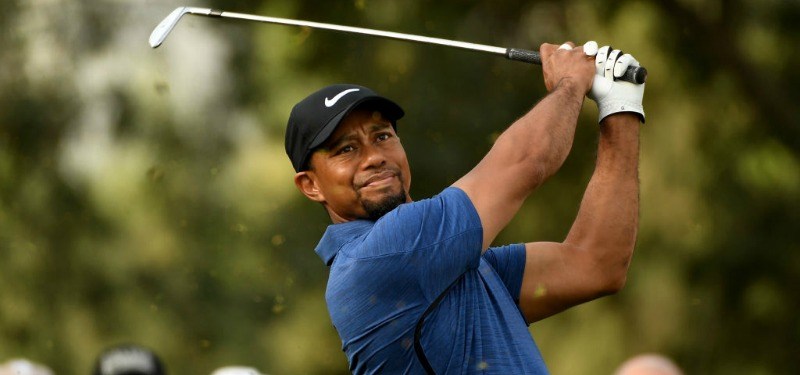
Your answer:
359;170;397;189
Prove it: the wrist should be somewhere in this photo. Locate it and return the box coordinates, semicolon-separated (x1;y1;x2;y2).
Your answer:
600;113;641;135
554;77;586;93
552;78;587;105
598;115;640;160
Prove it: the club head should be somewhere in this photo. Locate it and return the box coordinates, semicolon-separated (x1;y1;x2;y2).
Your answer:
149;7;190;48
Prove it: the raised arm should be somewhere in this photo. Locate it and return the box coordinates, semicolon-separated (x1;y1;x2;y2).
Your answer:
452;42;595;249
518;46;646;323
519;114;639;322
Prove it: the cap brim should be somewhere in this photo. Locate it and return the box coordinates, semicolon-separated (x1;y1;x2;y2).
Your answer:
306;96;404;152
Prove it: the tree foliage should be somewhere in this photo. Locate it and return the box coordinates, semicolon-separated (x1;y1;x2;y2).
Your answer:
1;0;798;374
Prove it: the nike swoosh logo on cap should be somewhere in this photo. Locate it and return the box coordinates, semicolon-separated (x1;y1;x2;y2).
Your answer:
325;88;360;107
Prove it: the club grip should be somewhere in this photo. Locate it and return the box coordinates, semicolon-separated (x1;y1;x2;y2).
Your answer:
506;48;647;84
506;48;542;65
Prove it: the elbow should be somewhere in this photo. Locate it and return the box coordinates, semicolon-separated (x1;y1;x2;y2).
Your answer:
601;271;629;295
592;247;634;296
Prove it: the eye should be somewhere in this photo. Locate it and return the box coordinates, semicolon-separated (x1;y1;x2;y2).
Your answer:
336;145;355;155
376;133;391;142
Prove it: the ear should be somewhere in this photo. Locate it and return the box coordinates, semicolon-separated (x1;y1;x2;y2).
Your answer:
294;171;326;203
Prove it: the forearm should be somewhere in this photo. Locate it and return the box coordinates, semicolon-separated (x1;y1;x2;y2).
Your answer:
487;81;585;190
454;82;585;249
564;113;640;291
453;43;595;249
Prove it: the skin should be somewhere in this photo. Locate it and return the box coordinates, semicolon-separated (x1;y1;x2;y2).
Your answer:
614;354;684;375
296;41;641;324
452;42;640;322
294;108;412;223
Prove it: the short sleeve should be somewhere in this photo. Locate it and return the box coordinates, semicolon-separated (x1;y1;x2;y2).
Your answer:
482;244;527;302
363;187;484;300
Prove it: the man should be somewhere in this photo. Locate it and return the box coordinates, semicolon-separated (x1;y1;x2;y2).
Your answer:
92;344;166;375
285;41;644;374
0;359;53;375
614;354;684;375
210;366;266;375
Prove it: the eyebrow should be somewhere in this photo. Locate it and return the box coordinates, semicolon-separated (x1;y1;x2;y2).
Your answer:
325;122;393;151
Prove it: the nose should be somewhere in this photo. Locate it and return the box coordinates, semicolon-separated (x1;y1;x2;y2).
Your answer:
360;142;386;170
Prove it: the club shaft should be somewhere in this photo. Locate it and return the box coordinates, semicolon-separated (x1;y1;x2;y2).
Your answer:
156;7;646;84
197;8;509;56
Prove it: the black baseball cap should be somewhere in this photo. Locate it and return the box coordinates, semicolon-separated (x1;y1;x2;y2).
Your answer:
285;84;404;172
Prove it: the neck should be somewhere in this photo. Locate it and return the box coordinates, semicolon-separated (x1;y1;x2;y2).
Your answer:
325;194;414;224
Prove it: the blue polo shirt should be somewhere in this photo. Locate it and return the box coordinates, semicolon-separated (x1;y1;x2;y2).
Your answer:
315;187;548;374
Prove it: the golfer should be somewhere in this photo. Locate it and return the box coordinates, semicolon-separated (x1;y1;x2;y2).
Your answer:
285;41;645;374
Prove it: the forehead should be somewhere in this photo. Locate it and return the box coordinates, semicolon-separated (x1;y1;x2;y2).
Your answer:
307;106;398;170
330;107;393;138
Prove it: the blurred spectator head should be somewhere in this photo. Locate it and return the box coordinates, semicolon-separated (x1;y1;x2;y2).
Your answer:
93;344;165;375
0;359;54;375
210;366;265;375
614;354;684;375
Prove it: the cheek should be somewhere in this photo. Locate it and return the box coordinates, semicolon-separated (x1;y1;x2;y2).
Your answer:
402;164;412;191
317;164;358;198
389;150;412;191
329;184;356;199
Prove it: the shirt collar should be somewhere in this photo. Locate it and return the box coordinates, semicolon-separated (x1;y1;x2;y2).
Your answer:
314;220;374;266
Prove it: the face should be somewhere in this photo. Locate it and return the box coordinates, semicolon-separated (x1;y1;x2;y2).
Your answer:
294;107;412;222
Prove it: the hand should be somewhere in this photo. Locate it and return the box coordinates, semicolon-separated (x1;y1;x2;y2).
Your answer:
585;42;646;123
539;42;595;94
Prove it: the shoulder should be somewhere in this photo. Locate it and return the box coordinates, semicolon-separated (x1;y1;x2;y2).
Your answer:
384;187;475;216
344;188;483;259
375;187;481;240
383;187;479;230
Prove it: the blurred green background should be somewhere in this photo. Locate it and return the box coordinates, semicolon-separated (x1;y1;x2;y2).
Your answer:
2;0;799;373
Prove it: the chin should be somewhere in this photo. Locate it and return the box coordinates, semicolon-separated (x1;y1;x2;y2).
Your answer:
360;186;407;221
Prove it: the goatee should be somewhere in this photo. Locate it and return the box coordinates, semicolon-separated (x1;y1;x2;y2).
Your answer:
360;186;408;221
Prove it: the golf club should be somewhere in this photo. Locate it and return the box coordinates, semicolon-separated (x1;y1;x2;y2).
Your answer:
149;6;647;84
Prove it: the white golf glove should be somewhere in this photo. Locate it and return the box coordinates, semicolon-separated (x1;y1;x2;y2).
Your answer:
584;41;645;123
